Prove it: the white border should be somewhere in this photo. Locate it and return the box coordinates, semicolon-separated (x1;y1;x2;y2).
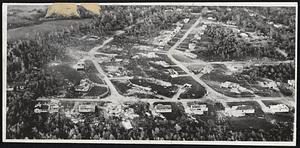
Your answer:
2;2;8;143
2;2;298;146
4;2;298;7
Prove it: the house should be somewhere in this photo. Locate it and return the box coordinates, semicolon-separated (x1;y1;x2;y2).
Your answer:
75;79;93;92
183;52;197;59
194;33;201;40
274;24;283;28
122;120;133;129
151;61;170;68
221;81;238;89
138;52;158;58
7;84;14;91
188;43;196;51
189;104;208;115
207;17;216;21
75;61;85;71
78;104;96;113
115;59;123;62
155;104;172;113
183;83;192;88
226;20;236;25
183;18;190;24
201;65;213;74
14;82;26;91
226;64;243;72
239;33;248;38
168;69;179;78
288;80;295;88
34;103;49;113
268;104;289;113
225;105;255;117
258;81;278;90
48;104;59;113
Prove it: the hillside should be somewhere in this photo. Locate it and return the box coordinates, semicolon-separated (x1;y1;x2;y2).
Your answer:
45;3;101;18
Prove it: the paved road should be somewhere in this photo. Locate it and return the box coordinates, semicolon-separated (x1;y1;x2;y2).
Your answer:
167;16;233;101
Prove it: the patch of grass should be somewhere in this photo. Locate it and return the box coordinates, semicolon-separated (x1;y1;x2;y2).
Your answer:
84;60;98;73
86;86;108;96
262;100;282;107
111;80;132;95
87;73;105;84
172;53;194;63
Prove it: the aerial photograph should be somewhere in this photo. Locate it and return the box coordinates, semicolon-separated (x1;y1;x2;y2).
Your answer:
2;2;297;145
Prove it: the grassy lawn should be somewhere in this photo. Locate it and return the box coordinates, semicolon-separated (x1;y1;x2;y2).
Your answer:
111;80;132;95
261;100;282;107
84;60;98;73
172;53;194;63
86;86;109;97
87;73;105;84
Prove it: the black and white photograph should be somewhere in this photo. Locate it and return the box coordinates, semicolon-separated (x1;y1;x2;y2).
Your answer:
2;2;297;146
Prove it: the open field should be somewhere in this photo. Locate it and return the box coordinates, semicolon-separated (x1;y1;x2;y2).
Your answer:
87;73;105;84
84;60;99;73
172;52;194;63
7;5;48;29
86;86;109;97
8;19;92;41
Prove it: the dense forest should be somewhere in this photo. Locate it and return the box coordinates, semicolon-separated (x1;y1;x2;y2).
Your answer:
211;7;295;59
194;24;287;61
242;63;295;83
